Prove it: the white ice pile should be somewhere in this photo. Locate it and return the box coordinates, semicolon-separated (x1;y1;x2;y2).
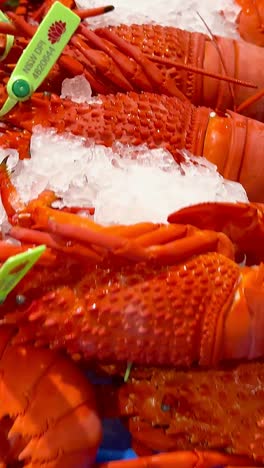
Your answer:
76;0;240;39
0;127;248;227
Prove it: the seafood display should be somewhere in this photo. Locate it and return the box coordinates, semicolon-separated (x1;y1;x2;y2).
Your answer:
0;0;263;467
1;91;264;201
1;9;264;118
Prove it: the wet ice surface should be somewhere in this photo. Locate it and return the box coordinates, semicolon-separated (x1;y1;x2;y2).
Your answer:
76;0;240;38
0;128;248;227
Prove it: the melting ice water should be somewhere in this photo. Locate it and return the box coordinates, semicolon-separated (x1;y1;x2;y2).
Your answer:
76;0;240;39
0;128;248;227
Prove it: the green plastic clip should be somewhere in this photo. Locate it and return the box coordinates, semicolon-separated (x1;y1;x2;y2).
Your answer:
0;1;80;117
0;11;14;61
0;245;46;303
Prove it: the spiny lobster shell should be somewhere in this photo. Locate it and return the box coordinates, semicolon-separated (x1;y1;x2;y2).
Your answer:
2;90;264;201
95;23;264;120
2;252;254;368
1;91;210;160
97;361;264;461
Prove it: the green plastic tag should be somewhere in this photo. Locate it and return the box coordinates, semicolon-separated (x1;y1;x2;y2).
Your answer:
0;11;14;61
124;361;133;383
0;1;80;117
0;245;46;303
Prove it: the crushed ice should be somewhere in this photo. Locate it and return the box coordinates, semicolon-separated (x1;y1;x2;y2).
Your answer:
76;0;240;39
0;127;248;227
61;75;93;103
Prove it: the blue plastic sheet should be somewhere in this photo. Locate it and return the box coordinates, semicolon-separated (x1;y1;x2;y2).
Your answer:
96;418;137;463
87;372;137;463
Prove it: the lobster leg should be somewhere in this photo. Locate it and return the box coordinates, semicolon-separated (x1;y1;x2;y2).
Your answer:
0;158;234;264
168;201;264;264
70;36;134;93
90;27;188;100
96;451;255;468
75;26;154;93
9;196;235;264
0;240;56;264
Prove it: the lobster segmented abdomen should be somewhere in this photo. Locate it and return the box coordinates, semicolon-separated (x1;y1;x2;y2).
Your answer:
0;324;102;467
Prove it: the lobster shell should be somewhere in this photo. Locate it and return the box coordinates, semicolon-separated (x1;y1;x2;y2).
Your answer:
95;23;264;119
2;17;264;119
236;0;264;46
1;91;264;201
0;324;102;466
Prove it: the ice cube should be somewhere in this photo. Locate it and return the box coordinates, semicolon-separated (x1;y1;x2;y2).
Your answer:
61;75;93;103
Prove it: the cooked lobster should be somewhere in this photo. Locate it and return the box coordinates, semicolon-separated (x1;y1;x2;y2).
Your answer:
0;2;263;466
0;150;263;466
0;324;102;467
236;0;264;46
0;90;263;202
2;7;264;119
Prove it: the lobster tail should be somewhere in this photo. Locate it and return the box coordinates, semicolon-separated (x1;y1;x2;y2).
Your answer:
203;35;264;120
223;263;264;362
0;325;102;466
203;110;264;201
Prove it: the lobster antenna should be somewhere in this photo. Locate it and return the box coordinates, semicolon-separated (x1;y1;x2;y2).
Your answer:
196;11;236;110
145;54;256;89
7;11;35;37
0;21;17;35
74;5;115;20
3;5;115;37
236;86;264;113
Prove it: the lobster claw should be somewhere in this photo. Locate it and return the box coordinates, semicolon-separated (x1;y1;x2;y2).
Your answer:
168;202;264;265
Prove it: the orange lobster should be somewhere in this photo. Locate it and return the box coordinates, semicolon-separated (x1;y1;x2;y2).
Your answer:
2;7;264;119
0;148;263;466
0;90;263;202
0;2;264;466
0;324;102;467
96;361;264;467
236;0;264;45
